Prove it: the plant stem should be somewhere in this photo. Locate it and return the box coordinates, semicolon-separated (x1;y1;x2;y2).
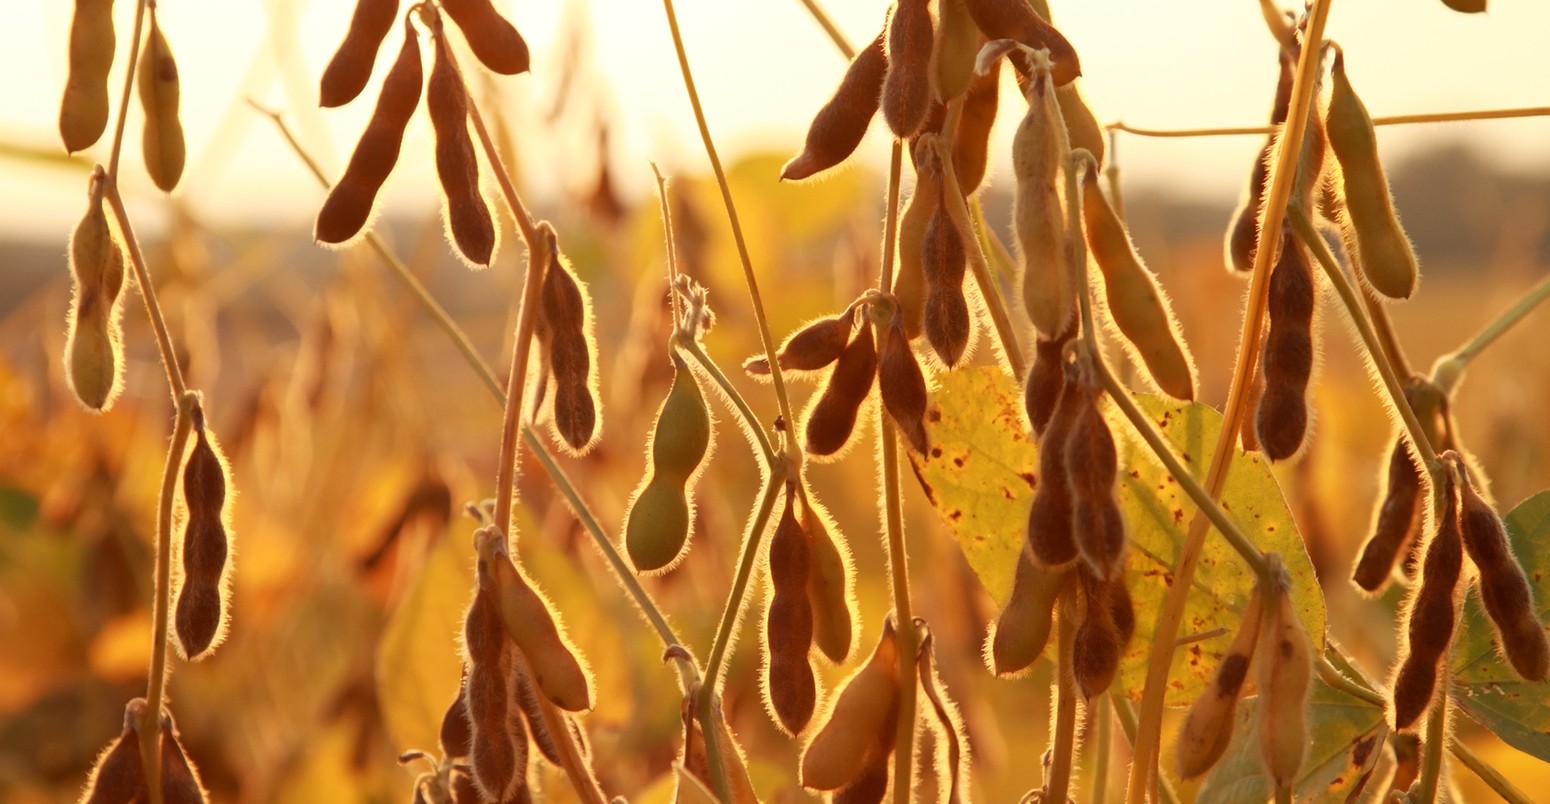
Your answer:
1106;105;1550;138
1046;594;1078;803
792;0;855;59
107;0;149;179
138;390;197;804
1314;655;1384;707
1415;682;1449;804
659;0;798;466
1290;207;1441;475
932;137;1027;378
1449;737;1534;804
695;470;787;801
1435;269;1550;390
1110;698;1180;804
652;164;685;327
680;339;777;466
517;648;607;804
1126;3;1332;798
102;177;188;400
969;197;1019;286
1090;694;1111;804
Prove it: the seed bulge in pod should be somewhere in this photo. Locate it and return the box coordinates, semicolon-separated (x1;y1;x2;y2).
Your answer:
782;27;887;181
1326;52;1418;300
440;674;473;759
951;62;1000;195
319;0;400;107
921;187;970;367
316;21;423;245
81;699;146;804
805;324;878;458
1081;170;1196;400
765;484;817;735
1013;53;1073;340
137;11;185;193
174;403;234;661
440;0;530;75
1024;320;1074;437
1458;470;1549;681
461;577;519;802
1071;566;1129;698
877;313;929;453
65;197;127;412
989;548;1069;675
802;489;856;664
801;619;900;790
1254;224;1315;462
59;0;116;153
624;350;711;573
1391;472;1464;731
881;0;934;138
746;313;855;376
1226;52;1292;275
894;148;940;339
1064;383;1125;579
1351;436;1422;592
1255;582;1311;789
930;0;979;103
537;234;601;455
476;528;594;712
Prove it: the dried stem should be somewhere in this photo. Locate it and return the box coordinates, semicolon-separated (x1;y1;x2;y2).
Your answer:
1106;105;1550;138
1415;679;1449;804
1090;694;1112;804
1046;592;1079;803
1449;737;1534;804
519;648;607;804
138;390;197;804
659;0;798;465
1126;1;1332;797
1110;698;1181;804
1290;206;1441;476
652;164;685;327
679;339;778;466
102;175;188;400
106;0;149;178
792;0;855;59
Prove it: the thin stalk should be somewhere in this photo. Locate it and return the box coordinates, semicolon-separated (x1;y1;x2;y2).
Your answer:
106;0;149;178
1435;269;1550;390
1361;288;1413;381
793;0;855;59
1291;206;1440;475
1106;105;1550;138
102;177;188;400
969;197;1019;286
1127;2;1332;798
1449;737;1534;804
679;339;778;466
933;137;1027;378
659;0;798;465
424;18;549;542
1110;698;1180;804
138;390;197;804
695;471;787;801
1046;594;1078;803
652;164;684;326
1314;655;1384;707
873;139;917;804
1415;683;1449;804
1090;694;1111;804
1104;130;1125;221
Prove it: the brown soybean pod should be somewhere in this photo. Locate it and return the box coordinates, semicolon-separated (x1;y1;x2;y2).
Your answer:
748;313;854;375
1352;436;1423;592
512;661;564;766
802;488;856;664
1392;477;1464;730
989;549;1069;675
174;404;233;661
427;29;496;268
1458;473;1549;681
766;484;817;734
1027;364;1082;567
477;530;593;712
1014;61;1074;340
440;0;531;75
157;715;209;804
1056;83;1105;167
877;313;929;453
316;22;423;245
1064;384;1126;579
82;701;144;804
882;0;934;138
1255;584;1312;788
1072;567;1127;698
833;746;892;804
1254;224;1314;461
1176;587;1265;779
951;63;1000;195
440;676;473;759
681;698;759;802
782;28;887;181
1226;52;1292;274
1024;319;1074;437
138;11;185;193
1080;171;1196;400
801;619;900;790
319;0;400;107
59;0;116;153
922;185;971;367
1326;52;1418;300
462;583;520;802
66;197;127;412
805;323;877;457
894;149;940;339
960;0;1081;86
539;236;600;454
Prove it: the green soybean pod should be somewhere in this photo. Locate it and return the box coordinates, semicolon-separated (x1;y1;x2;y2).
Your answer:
624;350;712;573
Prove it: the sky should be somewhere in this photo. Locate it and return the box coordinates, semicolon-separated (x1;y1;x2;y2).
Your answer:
1;0;1547;239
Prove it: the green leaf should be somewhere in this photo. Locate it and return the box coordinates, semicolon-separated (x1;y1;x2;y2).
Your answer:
909;366;1325;705
1193;671;1388;802
1452;489;1550;762
375;529;475;755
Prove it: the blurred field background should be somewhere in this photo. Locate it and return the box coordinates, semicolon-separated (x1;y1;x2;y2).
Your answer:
3;0;1550;801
